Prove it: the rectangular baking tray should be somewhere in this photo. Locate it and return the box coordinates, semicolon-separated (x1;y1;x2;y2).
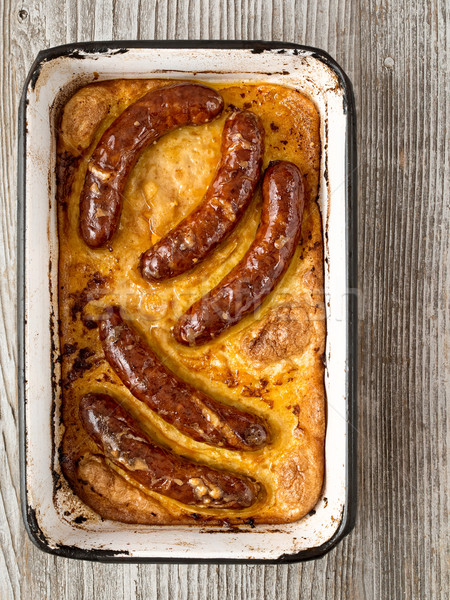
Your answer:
18;40;357;562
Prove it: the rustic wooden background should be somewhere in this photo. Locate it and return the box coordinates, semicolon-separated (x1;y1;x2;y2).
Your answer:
1;0;448;598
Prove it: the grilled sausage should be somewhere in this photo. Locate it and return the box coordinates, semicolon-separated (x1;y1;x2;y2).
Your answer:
79;83;224;248
99;307;268;450
79;393;260;508
139;111;264;281
173;161;305;346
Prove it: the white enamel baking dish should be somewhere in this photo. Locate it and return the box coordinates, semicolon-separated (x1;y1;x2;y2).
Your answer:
18;41;357;562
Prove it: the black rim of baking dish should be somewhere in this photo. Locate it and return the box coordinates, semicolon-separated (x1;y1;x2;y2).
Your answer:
17;39;357;564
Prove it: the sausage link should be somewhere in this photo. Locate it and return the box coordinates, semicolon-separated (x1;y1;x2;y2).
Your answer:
80;83;224;248
99;307;268;450
173;161;305;346
80;393;260;508
139;111;264;281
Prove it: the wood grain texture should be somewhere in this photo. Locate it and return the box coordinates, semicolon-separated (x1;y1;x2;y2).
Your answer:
1;0;448;598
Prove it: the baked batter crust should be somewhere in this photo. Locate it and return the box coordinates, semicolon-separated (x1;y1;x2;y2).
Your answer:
57;79;325;525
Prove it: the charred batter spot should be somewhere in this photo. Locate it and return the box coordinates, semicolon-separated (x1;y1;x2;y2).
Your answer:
70;271;109;322
270;122;279;132
241;385;263;398
100;372;116;384
63;343;78;356
56;151;81;203
64;347;100;389
83;318;98;330
261;398;274;409
224;376;239;388
243;303;312;364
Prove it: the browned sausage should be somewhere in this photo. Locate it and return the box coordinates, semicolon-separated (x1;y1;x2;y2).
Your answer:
79;83;224;248
99;306;268;450
79;393;260;508
173;161;305;346
139;111;264;281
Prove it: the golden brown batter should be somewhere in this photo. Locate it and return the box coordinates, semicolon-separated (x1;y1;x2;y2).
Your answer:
57;79;325;525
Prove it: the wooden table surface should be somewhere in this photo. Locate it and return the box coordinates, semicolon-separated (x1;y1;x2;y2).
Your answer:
1;1;448;598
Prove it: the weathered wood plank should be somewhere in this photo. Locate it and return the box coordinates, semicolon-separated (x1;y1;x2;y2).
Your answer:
0;1;448;599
